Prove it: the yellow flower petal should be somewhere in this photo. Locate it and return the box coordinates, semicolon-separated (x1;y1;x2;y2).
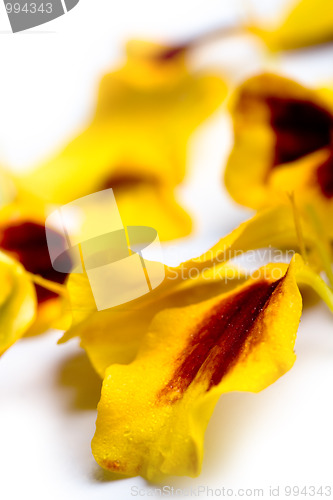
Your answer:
0;251;36;356
105;181;192;242
251;0;333;51
225;73;333;227
62;262;244;377
92;261;302;479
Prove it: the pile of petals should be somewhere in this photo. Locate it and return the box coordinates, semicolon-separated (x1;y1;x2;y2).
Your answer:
1;5;333;481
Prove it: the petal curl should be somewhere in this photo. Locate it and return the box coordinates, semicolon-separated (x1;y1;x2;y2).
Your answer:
0;251;36;355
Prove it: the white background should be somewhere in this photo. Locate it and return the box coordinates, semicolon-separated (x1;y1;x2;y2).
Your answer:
0;1;333;499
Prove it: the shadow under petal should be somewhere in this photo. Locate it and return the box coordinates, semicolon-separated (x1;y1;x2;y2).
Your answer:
92;464;135;483
57;350;102;411
202;392;259;478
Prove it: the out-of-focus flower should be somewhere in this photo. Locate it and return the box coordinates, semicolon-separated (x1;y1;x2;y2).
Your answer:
91;255;331;479
60;203;333;377
225;73;333;237
0;251;36;356
250;0;333;51
17;40;227;241
0;201;70;334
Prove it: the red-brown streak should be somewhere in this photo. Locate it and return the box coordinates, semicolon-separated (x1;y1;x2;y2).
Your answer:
265;97;333;167
102;173;158;192
0;222;69;304
158;278;283;402
316;149;333;198
153;45;187;61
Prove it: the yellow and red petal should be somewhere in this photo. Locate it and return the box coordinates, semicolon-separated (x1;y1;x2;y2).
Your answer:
103;181;192;242
92;261;302;479
225;73;333;213
61;262;245;377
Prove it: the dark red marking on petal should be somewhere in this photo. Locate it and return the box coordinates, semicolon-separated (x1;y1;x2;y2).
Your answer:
266;97;333;167
102;173;154;191
158;278;282;403
317;150;333;198
100;459;127;473
0;222;68;304
153;45;187;62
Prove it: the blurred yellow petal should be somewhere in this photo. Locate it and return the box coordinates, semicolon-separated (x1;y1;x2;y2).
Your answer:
17;40;227;241
0;251;36;356
251;0;333;51
267;148;333;238
113;39;189;89
104;181;192;241
225;73;333;237
92;261;302;479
